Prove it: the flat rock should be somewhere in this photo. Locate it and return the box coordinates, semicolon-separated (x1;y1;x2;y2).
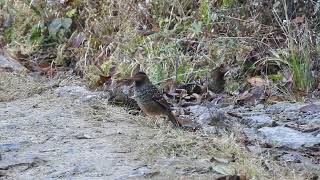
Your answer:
0;141;29;152
0;143;21;152
189;105;229;126
243;115;273;128
55;86;109;102
258;126;320;149
189;105;209;117
299;104;320;113
0;156;46;171
198;112;211;125
0;55;27;72
55;86;90;97
266;102;305;113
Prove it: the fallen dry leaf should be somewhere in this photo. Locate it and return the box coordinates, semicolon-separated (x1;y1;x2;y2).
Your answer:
236;86;265;105
266;95;285;104
41;67;57;77
247;76;269;87
96;74;112;87
176;117;201;131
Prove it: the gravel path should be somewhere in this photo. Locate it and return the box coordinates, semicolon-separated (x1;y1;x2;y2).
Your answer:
0;87;150;179
0;74;220;180
1;72;318;180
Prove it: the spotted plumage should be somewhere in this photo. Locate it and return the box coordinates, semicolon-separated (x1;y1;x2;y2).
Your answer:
131;72;181;127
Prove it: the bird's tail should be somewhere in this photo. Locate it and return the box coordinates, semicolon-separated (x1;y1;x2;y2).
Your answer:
167;111;182;127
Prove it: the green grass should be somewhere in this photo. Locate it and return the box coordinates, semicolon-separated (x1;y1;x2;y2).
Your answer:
289;49;312;92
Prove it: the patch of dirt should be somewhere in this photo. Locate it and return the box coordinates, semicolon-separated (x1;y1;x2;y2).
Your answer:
0;72;313;179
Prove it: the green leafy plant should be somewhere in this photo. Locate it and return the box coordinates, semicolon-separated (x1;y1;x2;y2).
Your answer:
28;22;45;44
191;21;203;35
48;18;72;41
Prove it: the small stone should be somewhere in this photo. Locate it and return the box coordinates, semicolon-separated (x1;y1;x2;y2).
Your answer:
74;134;93;139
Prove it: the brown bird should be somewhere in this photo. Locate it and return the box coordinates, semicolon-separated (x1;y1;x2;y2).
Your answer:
129;72;181;127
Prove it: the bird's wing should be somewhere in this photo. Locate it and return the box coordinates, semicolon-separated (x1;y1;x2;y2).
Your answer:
150;87;172;110
150;85;181;127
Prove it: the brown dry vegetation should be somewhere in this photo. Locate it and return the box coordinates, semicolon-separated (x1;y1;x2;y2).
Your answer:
1;0;319;98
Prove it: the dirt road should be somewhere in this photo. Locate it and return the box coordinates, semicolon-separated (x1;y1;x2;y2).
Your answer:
0;72;316;179
0;73;220;179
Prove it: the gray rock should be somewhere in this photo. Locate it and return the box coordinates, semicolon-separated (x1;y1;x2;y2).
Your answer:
246;145;265;154
198;112;211;125
0;143;21;152
244;115;273;128
81;92;110;102
55;86;90;97
0;55;27;72
258;126;320;149
281;152;303;163
191;108;227;127
283;112;301;122
243;128;265;142
281;152;320;171
299;104;320;113
252;104;265;110
309;117;320;124
189;105;230;126
0;141;29;152
0;156;46;171
266;102;305;113
189;105;209;117
55;86;109;102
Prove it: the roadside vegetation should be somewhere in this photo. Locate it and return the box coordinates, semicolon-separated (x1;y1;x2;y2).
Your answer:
1;0;319;99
